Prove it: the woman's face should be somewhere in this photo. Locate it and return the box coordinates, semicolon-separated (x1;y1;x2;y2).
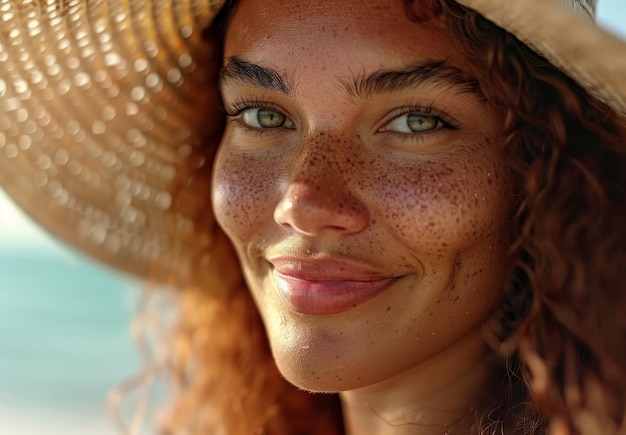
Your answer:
213;0;515;392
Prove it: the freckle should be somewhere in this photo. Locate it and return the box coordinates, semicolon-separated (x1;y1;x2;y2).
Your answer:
386;306;391;312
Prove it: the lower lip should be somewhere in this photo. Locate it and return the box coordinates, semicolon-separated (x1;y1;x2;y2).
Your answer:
273;271;396;315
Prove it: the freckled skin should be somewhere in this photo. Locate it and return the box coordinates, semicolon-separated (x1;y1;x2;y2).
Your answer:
212;0;516;393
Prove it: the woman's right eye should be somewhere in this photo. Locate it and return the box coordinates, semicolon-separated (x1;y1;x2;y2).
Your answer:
241;108;296;129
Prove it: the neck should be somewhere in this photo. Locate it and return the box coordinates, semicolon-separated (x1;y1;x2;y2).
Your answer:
340;328;499;435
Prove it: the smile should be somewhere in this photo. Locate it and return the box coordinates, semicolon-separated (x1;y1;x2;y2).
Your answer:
269;258;398;315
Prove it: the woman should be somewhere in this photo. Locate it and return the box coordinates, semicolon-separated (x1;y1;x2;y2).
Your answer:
0;0;625;434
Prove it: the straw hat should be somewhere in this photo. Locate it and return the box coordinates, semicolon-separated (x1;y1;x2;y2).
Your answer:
1;0;625;285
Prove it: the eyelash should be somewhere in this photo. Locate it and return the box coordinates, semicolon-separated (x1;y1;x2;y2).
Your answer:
223;99;460;141
384;105;459;129
224;98;289;136
224;98;283;117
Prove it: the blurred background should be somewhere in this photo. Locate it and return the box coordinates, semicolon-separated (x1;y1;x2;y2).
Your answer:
1;3;625;435
1;189;172;435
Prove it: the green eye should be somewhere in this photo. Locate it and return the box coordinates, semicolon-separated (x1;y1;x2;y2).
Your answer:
242;108;295;129
386;113;442;133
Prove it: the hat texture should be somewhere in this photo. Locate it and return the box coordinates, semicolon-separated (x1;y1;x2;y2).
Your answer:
458;0;626;117
1;0;625;284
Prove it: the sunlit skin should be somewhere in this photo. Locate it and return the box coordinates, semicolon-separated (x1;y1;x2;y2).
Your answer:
212;0;516;433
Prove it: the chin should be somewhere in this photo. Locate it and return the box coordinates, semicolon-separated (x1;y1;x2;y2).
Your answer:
270;341;391;394
276;361;363;393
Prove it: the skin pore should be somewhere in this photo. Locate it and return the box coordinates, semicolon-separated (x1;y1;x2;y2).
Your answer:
212;0;516;433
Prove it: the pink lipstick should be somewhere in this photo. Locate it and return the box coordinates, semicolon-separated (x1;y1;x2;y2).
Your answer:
269;258;397;315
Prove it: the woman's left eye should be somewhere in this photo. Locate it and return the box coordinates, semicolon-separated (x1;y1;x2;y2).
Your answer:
241;108;295;129
382;113;443;133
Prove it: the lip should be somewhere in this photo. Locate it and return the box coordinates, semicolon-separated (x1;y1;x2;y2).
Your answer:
269;257;398;315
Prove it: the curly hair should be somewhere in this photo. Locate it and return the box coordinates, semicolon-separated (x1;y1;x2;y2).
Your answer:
126;1;626;434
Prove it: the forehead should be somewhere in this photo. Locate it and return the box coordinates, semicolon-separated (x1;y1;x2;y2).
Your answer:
224;0;470;71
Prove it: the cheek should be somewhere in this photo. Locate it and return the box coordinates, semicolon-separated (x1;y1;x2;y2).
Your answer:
367;143;513;258
211;148;280;243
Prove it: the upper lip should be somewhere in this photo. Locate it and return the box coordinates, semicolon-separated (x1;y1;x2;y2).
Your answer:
268;256;393;281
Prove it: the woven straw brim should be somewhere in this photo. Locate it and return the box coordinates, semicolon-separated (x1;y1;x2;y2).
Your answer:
458;0;626;118
0;0;225;285
1;0;625;285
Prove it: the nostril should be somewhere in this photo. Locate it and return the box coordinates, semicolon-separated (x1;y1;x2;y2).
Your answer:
273;183;369;237
273;197;295;227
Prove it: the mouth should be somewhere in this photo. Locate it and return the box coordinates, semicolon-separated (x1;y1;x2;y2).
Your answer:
269;257;398;315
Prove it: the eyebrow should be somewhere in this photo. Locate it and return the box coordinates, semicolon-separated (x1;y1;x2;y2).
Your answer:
219;58;484;102
220;57;292;94
342;60;485;102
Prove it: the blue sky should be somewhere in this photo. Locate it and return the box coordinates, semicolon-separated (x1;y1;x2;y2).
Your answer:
597;0;626;37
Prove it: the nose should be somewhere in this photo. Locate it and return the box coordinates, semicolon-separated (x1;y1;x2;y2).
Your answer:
273;153;370;237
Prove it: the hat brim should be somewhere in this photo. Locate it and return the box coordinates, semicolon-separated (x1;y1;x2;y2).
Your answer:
458;0;626;118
